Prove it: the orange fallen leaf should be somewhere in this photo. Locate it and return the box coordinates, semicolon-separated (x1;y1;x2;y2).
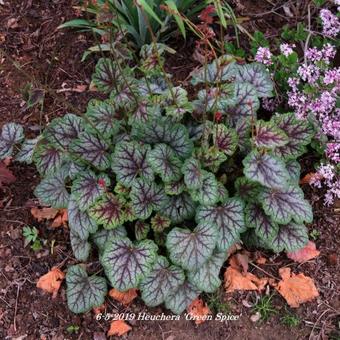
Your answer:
36;267;65;298
300;172;321;185
274;267;319;308
31;207;59;221
256;256;267;265
224;267;268;293
232;252;250;273
31;207;68;227
107;320;131;337
286;241;320;263
51;209;68;228
93;303;106;315
109;288;138;305
226;243;242;258
187;298;211;325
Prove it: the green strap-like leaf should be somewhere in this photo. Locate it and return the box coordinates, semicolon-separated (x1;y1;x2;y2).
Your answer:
101;237;158;291
140;256;185;307
66;265;107;314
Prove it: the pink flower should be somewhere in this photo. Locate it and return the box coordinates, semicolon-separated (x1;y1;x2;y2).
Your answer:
321;44;336;64
324;68;340;85
326;143;340;163
297;64;320;84
305;47;322;62
320;9;340;37
287;77;300;92
280;43;295;57
255;47;273;66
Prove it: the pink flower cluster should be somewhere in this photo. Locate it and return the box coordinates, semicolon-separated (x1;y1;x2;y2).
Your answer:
255;6;340;206
310;164;340;206
305;44;336;64
286;42;339;206
320;9;340;37
287;44;339;147
254;47;273;65
280;43;295;57
336;0;340;11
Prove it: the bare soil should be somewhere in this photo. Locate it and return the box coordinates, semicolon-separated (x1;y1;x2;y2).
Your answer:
0;1;339;339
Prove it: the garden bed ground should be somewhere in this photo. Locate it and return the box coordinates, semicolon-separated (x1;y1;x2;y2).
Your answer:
0;1;339;339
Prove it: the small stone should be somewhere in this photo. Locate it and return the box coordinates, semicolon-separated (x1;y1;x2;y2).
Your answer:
250;312;261;323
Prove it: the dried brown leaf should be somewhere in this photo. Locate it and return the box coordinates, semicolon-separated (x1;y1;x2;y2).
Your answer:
224;267;268;293
108;288;138;305
187;298;211;325
275;267;319;308
286;241;320;263
36;267;65;298
107;320;131;337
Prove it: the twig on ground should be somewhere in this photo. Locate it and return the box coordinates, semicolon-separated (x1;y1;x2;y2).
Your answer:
249;261;280;280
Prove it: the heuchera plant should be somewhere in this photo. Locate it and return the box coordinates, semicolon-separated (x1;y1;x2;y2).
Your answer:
0;43;315;315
